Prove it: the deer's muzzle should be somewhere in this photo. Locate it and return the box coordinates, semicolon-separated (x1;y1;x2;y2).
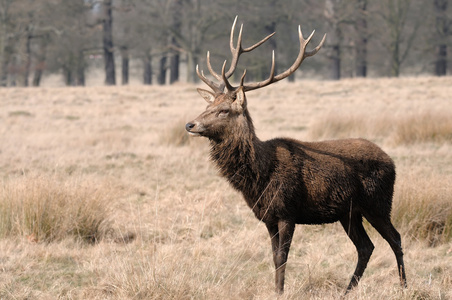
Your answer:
185;122;204;136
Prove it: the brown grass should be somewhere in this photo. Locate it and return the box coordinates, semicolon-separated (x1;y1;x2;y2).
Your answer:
393;171;452;246
308;110;452;146
0;173;117;243
0;77;451;299
392;111;452;145
159;117;193;146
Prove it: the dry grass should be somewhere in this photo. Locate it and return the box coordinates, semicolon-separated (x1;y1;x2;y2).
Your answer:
159;117;193;146
393;171;452;246
308;110;452;146
392;111;452;145
0;173;118;243
0;77;451;299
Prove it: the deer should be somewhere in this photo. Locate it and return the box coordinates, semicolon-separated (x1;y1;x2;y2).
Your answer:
185;16;407;295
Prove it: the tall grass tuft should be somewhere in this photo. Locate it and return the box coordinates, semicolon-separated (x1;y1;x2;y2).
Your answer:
159;118;191;146
392;111;452;145
393;173;452;246
0;174;115;243
307;112;392;141
308;110;452;146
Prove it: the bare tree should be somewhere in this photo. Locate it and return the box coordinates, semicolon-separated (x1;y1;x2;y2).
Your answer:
434;0;449;76
169;0;183;84
102;0;116;85
0;0;14;86
172;0;227;83
355;0;368;77
114;0;134;85
47;0;98;86
0;0;62;86
157;55;167;85
323;0;354;80
32;33;50;86
379;0;419;76
127;0;173;85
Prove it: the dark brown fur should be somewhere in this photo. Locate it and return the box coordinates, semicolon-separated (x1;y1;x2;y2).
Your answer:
186;88;407;294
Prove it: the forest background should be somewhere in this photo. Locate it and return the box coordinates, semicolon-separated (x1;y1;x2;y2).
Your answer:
0;0;451;87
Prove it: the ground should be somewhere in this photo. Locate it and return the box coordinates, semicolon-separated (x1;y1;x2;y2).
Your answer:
0;77;451;299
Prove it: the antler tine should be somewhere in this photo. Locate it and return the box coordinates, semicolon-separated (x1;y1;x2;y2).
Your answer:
224;21;243;79
206;51;222;81
204;16;245;81
202;16;276;92
243;26;325;92
239;69;247;87
196;64;223;94
243;50;276;92
224;16;275;79
230;16;239;52
242;31;275;52
221;60;235;93
305;32;327;57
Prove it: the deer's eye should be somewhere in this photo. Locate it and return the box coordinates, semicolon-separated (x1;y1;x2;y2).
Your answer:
218;110;229;118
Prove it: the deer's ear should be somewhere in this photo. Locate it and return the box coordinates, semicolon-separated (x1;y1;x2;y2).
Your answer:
197;88;216;104
234;87;247;112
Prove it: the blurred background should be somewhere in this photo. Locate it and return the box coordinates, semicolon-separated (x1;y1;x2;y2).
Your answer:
0;0;449;87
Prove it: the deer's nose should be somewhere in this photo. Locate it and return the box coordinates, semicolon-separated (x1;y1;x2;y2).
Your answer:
185;123;195;132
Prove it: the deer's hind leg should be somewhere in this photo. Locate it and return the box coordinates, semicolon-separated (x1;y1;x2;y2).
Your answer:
340;211;375;292
362;212;407;288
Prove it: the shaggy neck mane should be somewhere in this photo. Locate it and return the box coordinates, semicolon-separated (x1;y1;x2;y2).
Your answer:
209;110;271;204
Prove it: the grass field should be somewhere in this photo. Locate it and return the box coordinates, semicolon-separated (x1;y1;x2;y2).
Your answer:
0;77;451;299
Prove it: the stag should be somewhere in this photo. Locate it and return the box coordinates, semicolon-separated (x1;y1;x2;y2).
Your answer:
186;17;407;294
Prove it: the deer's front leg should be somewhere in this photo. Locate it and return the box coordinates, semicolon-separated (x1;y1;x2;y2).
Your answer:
266;220;295;294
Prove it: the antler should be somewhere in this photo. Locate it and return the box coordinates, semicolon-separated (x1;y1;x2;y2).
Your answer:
196;16;275;94
238;27;326;92
207;16;275;82
196;16;326;94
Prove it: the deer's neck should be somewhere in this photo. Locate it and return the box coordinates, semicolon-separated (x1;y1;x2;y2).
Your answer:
209;112;270;200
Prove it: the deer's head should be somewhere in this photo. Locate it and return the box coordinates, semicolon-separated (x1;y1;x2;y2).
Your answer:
186;16;326;141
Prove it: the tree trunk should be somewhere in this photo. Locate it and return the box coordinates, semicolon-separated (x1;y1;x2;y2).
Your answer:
64;66;72;86
24;30;32;87
390;28;401;77
325;0;342;80
170;52;179;84
186;51;198;83
103;0;116;85
390;45;400;77
76;67;85;86
1;53;8;86
33;67;43;86
355;0;368;77
158;54;167;85
435;45;447;76
264;21;277;79
169;0;182;84
330;44;341;80
0;0;12;87
434;0;448;76
143;53;152;85
0;40;10;86
120;46;129;85
76;51;85;86
32;37;48;87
